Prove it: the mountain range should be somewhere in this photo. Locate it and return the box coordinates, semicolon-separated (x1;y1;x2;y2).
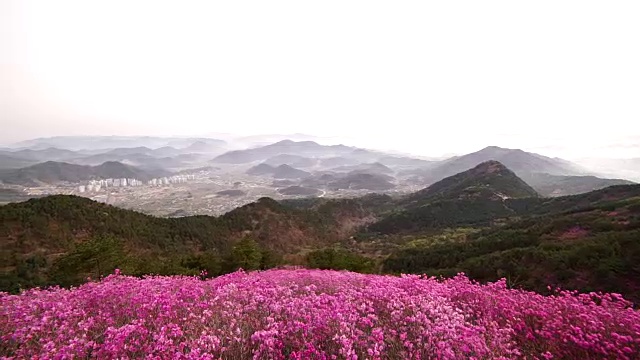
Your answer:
0;161;169;186
2;160;639;302
0;136;636;199
396;145;632;196
426;146;586;177
7;136;227;151
212;140;381;164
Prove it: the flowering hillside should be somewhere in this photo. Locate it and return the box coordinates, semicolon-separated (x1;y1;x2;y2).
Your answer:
2;270;639;359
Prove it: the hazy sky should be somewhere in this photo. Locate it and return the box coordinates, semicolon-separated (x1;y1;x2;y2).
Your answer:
2;1;639;158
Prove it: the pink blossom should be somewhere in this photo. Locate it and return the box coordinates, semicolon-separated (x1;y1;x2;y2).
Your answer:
1;269;639;359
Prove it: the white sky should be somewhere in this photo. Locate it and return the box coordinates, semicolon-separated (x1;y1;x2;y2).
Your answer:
1;0;639;159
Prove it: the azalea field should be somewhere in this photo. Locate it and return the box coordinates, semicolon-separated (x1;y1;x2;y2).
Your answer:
2;269;639;359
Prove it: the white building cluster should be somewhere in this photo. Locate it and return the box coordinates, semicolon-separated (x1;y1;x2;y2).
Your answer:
147;175;195;186
77;175;195;193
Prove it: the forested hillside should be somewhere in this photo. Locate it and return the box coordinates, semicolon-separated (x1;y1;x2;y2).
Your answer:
0;195;381;292
384;187;640;302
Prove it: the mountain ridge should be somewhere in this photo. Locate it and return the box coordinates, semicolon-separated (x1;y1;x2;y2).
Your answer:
424;146;586;179
212;140;378;164
0;161;170;186
403;146;628;196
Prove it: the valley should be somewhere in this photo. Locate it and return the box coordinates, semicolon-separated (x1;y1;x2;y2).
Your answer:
0;136;634;217
6;166;420;217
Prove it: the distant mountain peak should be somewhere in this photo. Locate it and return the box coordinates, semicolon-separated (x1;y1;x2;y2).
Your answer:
481;145;505;151
273;139;295;145
214;139;363;164
477;146;521;154
413;146;585;185
246;163;276;176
